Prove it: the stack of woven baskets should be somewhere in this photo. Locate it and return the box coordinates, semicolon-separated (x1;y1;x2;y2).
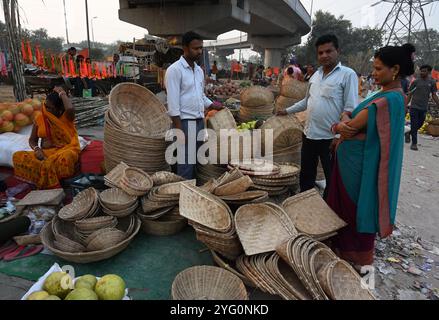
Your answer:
180;184;243;260
104;83;172;174
196;164;228;186
137;179;193;236
40;187;141;263
239;86;274;122
260;115;303;165
188;185;366;300
201;168;269;207
227;160;299;197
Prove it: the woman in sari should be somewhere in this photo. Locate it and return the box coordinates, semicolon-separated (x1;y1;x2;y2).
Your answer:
13;87;80;189
327;44;415;268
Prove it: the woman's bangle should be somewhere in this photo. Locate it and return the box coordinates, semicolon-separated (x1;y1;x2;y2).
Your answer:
331;123;339;134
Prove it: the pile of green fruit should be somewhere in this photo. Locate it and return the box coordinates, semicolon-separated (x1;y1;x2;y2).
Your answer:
27;272;126;300
237;120;265;131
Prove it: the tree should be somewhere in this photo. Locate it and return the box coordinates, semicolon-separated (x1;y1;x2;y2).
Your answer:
403;29;439;67
286;10;384;74
2;0;26;101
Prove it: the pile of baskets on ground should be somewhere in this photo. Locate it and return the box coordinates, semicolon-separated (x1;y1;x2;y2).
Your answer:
177;168;375;300
104;83;172;174
41;185;141;264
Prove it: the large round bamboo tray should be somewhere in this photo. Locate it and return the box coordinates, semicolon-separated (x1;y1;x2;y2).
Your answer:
109;83;171;138
41;216;141;264
172;266;248;300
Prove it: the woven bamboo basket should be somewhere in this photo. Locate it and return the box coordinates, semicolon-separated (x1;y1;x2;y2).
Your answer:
58;188;98;221
179;184;232;232
282;189;347;238
101;199;138;218
137;206;175;221
213;176;253;196
86;228;127;252
219;191;269;202
172;266;248;300
141;213;187;236
427;123;439;137
108;83;171;138
41;216;141;263
275;95;300;113
99;188;138;211
121;167;153;192
151;171;185;186
75;216;118;233
207;108;237;131
240;86;274;107
156;179;197;196
235;203;293;256
280;78;308;100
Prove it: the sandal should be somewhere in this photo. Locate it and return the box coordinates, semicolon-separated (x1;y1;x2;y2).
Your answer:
0;241;19;260
3;245;44;262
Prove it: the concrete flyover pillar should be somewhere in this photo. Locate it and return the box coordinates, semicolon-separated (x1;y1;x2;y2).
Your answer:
264;48;283;68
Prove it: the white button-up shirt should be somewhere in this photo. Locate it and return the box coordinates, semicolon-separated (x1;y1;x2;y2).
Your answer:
165;56;212;120
286;62;359;140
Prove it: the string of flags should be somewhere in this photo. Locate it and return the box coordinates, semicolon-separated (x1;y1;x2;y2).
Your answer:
20;40;126;79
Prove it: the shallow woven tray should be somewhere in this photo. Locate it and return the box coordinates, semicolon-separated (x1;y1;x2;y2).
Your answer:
58;188;98;221
282;189;347;237
179;184;232;233
229;159;280;174
101;199;138;218
75;216;118;233
99;188;138;211
137;205;175;220
16;189;65;207
172;266;248;300
318;260;376;300
141;214;187;236
207;108;237;131
86;228;127;252
219;191;269;202
156;180;197;196
151;171;185;186
235;203;293;256
121;167;153;192
104;162;129;188
213;176;253;196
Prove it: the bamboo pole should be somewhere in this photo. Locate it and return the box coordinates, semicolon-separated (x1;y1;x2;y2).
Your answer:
2;0;26;101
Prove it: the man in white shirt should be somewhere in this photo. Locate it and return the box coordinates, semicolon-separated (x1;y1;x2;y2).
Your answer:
165;32;222;179
278;34;359;197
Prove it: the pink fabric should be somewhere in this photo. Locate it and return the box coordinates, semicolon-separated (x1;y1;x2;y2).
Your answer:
0;52;7;76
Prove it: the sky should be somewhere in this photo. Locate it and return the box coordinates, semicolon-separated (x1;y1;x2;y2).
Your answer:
1;0;438;59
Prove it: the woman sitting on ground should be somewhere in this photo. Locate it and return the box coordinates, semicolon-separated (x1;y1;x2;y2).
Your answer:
13;87;80;189
326;43;415;269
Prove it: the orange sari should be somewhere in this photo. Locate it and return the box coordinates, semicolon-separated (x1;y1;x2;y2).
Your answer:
13;106;80;189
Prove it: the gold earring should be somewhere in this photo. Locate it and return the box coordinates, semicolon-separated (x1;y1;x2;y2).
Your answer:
393;74;397;81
